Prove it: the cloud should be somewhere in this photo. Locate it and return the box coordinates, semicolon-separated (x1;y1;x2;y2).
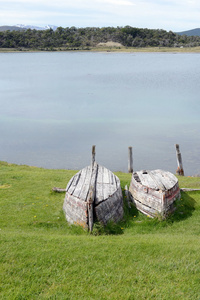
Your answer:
0;0;200;31
95;0;135;5
4;0;135;5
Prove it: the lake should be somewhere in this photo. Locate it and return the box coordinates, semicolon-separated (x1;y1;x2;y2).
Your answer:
0;51;200;175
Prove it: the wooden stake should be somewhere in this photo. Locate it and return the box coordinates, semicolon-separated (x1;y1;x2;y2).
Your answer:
91;145;96;167
175;144;184;176
128;146;133;173
87;146;97;232
87;188;94;233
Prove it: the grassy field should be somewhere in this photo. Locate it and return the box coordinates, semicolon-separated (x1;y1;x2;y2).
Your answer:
0;161;200;299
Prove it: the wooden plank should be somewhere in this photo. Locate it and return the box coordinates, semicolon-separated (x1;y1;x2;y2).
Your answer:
131;197;159;218
66;175;75;192
103;183;111;200
137;171;159;190
66;172;81;195
153;170;171;190
109;170;114;185
103;167;110;184
113;172;118;190
52;187;66;192
149;170;166;191
95;166;120;204
78;166;91;201
156;170;176;190
72;167;88;198
164;171;178;186
152;170;177;191
95;186;123;225
63;193;88;228
108;170;117;198
102;167;111;200
181;188;200;191
131;189;163;212
95;165;104;204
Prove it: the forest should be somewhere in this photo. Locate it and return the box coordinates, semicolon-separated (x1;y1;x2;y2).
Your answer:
1;25;200;50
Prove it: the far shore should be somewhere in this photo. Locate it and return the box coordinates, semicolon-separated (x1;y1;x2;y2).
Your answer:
1;46;200;53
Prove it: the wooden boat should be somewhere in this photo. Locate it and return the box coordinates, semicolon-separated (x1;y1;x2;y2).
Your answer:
129;169;180;218
63;148;123;231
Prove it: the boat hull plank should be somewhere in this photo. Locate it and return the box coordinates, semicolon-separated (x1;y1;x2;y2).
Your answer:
129;187;163;213
137;171;159;190
63;193;88;228
150;170;172;190
95;188;123;225
72;167;88;199
131;198;160;218
95;165;104;203
78;166;92;201
95;165;119;205
66;172;82;195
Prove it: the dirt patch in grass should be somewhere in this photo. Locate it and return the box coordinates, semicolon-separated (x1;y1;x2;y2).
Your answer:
97;41;124;48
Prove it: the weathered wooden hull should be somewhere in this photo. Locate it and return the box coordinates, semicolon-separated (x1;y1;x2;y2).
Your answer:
63;163;123;229
63;192;88;228
129;169;180;218
95;187;123;225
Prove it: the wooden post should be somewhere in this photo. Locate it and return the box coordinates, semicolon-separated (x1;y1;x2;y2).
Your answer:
87;188;94;233
128;146;133;173
91;145;95;167
87;146;97;232
175;144;184;176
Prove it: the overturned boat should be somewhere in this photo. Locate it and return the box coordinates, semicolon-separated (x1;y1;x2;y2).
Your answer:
129;169;180;218
63;147;123;231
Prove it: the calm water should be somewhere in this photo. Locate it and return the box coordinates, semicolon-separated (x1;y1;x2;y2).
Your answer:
0;51;200;175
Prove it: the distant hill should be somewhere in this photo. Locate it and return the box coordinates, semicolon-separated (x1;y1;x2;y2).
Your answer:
0;26;24;32
176;28;200;36
0;24;57;32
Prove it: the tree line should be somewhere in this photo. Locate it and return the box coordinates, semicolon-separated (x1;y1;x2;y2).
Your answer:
0;26;200;50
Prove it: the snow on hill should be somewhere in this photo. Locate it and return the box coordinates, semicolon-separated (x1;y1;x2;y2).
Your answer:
15;24;58;30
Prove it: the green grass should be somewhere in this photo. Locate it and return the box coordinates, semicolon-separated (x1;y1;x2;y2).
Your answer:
0;161;200;299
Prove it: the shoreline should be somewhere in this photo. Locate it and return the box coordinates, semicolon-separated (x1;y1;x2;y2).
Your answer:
1;46;200;53
1;160;199;177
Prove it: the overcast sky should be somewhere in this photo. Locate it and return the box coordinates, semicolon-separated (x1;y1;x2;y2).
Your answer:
1;0;200;32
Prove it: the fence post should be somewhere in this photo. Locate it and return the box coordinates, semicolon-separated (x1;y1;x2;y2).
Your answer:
128;146;133;173
175;144;184;176
91;145;95;167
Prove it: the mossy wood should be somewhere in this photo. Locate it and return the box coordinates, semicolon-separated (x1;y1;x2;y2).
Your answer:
129;169;180;218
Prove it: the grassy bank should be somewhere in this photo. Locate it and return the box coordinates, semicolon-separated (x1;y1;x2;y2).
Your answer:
1;46;200;53
0;161;200;299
